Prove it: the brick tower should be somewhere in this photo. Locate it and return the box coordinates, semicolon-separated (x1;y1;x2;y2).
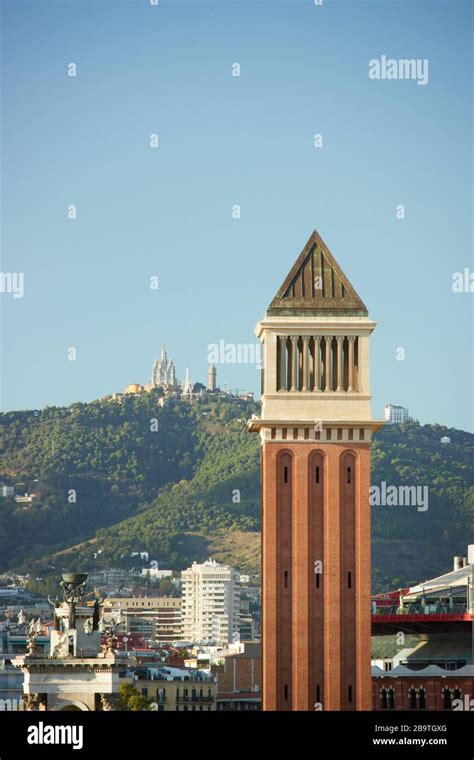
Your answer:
248;230;383;711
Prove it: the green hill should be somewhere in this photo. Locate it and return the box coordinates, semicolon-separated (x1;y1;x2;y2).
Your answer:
0;394;472;592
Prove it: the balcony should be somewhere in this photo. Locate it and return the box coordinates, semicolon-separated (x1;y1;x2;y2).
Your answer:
372;600;472;635
373;602;468;616
176;695;214;704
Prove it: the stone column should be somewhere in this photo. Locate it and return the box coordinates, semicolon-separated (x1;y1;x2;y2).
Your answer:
290;337;298;391
302;336;309;391
278;336;287;391
348;336;355;392
313;337;321;391
324;336;332;392
336;336;344;392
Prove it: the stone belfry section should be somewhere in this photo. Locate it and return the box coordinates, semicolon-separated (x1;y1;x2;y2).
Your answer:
248;230;383;711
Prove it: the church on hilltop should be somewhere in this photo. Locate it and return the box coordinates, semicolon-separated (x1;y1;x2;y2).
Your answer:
119;347;221;401
150;346;178;389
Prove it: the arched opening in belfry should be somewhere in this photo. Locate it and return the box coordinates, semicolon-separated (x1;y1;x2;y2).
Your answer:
276;333;358;393
343;337;349;390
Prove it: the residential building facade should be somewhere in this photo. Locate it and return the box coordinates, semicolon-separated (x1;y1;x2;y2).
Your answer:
181;560;240;645
384;403;409;424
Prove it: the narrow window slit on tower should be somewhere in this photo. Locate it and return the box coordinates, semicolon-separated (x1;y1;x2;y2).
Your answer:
315;466;320;484
348;571;352;589
283;466;288;483
284;570;288;588
284;684;289;701
347;466;351;484
348;685;352;703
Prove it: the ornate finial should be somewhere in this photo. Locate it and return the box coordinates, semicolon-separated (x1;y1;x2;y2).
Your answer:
17;609;27;626
27;618;45;656
60;573;88;630
99;613;122;654
84;618;93;635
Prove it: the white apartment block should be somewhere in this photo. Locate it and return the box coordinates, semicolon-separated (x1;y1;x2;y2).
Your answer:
181;560;240;646
384;403;409;424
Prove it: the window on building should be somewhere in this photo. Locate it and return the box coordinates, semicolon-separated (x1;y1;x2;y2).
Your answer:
418;688;426;709
442;689;451;710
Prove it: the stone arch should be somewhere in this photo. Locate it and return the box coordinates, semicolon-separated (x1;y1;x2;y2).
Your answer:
275;449;293;709
58;701;90;712
339;449;356;710
308;449;325;709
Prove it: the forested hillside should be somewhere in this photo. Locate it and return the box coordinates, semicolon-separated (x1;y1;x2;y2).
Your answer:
370;422;474;590
0;393;257;571
0;393;472;592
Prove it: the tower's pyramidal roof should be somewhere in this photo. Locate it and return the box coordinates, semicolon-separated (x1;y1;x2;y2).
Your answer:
267;229;367;317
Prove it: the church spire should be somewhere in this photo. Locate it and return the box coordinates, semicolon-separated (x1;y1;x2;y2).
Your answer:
267;229;367;317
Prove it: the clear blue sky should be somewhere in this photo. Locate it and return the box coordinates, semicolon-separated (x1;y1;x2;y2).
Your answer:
1;0;472;430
